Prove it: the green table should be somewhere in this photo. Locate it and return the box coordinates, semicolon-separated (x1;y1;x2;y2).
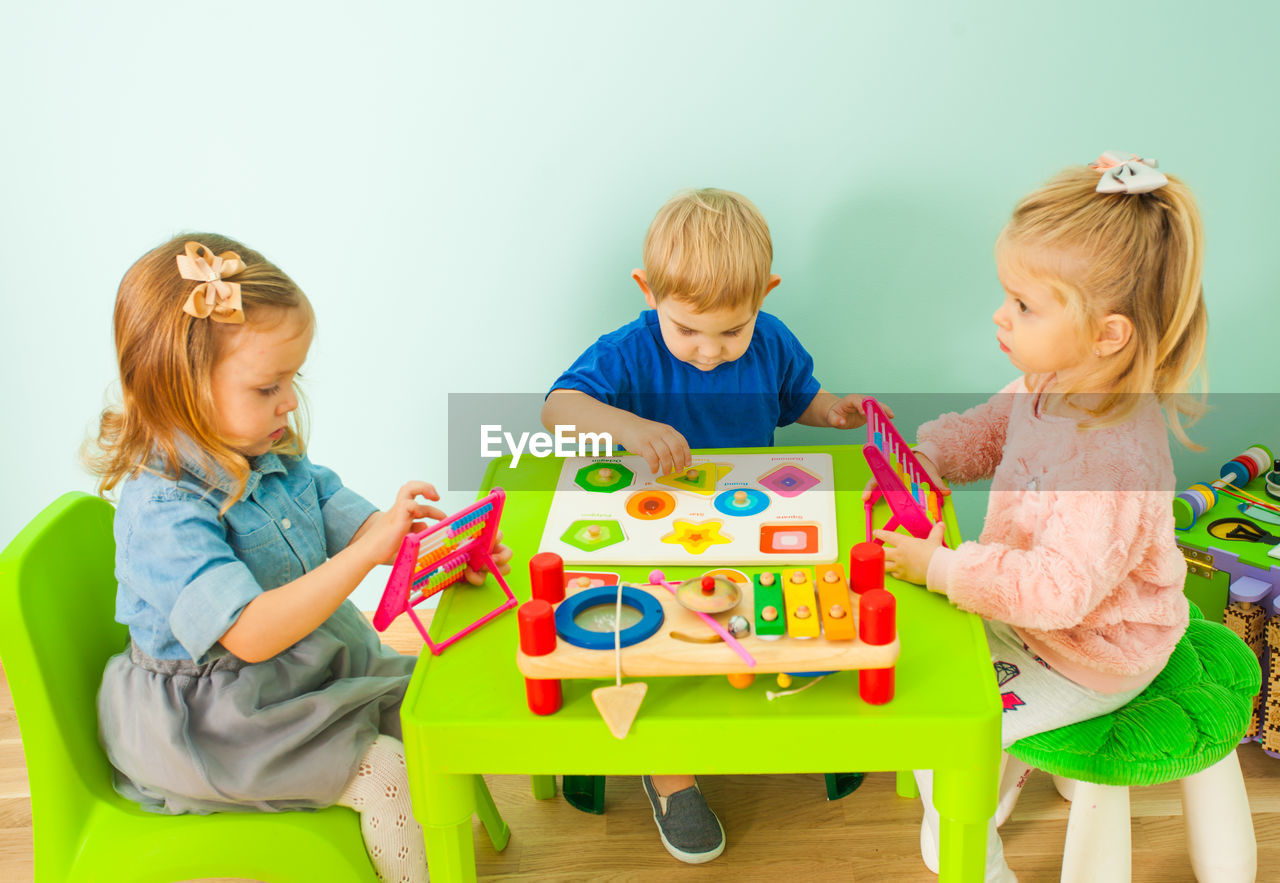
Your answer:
401;445;1001;881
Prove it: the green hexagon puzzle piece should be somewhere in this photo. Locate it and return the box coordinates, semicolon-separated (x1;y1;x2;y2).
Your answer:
562;519;626;553
574;462;635;493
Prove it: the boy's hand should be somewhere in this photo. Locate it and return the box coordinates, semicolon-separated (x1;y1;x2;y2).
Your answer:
828;394;894;429
357;482;446;567
617;416;692;477
873;522;946;589
465;529;514;585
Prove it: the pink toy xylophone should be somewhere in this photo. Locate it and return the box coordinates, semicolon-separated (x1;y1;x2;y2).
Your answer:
373;488;516;655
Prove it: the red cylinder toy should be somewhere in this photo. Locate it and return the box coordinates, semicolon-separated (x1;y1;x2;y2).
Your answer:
529;552;566;603
518;599;562;714
858;588;896;704
849;542;885;594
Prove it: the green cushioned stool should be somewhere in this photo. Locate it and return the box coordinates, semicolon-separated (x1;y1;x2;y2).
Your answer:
1002;606;1260;882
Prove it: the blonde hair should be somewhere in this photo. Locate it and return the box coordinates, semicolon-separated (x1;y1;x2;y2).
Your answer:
86;232;314;509
642;188;773;312
998;165;1208;447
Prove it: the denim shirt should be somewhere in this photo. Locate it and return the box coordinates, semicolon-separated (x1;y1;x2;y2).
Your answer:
112;449;378;662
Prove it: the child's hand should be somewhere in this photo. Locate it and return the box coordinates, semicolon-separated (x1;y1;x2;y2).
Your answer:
617;416;692;477
358;482;446;567
465;529;514;585
914;452;949;496
828;394;889;429
873;522;946;589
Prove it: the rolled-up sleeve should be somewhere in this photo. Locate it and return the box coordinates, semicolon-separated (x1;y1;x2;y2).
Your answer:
548;339;625;405
118;490;263;662
310;459;378;556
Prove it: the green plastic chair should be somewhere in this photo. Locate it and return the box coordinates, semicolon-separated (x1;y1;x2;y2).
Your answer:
0;492;507;883
1001;605;1261;882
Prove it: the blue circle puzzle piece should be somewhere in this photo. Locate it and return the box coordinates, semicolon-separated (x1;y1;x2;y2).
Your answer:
713;488;770;517
555;585;665;650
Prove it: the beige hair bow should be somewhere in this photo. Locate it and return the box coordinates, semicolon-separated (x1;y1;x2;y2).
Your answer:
177;241;246;323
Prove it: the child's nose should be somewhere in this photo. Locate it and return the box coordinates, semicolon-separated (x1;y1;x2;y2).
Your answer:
993;304;1010;328
277;391;298;415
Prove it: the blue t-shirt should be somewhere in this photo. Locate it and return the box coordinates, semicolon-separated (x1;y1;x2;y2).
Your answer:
550;310;821;448
112;449;377;662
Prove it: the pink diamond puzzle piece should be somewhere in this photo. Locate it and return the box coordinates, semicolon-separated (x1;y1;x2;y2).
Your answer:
757;463;821;498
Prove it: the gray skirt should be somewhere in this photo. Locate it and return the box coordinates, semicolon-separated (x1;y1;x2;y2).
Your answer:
98;600;416;814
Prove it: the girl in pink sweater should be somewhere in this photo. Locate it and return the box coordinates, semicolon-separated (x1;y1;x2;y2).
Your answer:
876;153;1207;881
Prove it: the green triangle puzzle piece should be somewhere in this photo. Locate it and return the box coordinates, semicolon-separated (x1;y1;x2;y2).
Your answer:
656;462;718;495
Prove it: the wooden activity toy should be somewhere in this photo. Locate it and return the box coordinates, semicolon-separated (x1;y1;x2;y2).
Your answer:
516;545;899;737
373;489;516;655
1173;443;1273;530
1173;443;1280;757
861;397;960;548
538;453;837;566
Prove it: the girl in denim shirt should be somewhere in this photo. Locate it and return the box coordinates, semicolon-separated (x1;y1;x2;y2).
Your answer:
89;233;511;883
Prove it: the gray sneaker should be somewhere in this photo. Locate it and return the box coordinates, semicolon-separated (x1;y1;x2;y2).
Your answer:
641;776;726;864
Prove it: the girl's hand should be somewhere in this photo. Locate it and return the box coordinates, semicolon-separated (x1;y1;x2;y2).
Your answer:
617;416;692;477
828;394;891;429
873;522;946;589
465;529;514;585
358;482;446;566
914;452;949;496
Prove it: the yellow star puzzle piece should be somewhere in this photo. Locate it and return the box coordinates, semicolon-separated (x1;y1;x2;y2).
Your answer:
655;462;733;496
661;519;733;555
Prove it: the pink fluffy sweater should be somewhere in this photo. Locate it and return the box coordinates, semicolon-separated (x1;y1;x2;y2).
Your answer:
916;377;1189;693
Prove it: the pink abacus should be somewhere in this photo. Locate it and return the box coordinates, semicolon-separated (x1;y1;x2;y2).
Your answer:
373;489;515;655
862;398;951;547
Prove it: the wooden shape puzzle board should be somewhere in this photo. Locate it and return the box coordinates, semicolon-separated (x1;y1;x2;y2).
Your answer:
538;453;837;565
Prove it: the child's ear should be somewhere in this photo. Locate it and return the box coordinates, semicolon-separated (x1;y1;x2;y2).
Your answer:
1095;313;1134;357
764;274;781;296
633;269;657;308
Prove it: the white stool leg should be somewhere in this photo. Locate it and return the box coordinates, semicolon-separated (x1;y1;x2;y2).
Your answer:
1053;775;1077;802
996;753;1034;827
1179;750;1256;882
1061;782;1131;883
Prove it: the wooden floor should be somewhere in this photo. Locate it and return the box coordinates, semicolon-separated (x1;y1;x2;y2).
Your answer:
3;615;1279;881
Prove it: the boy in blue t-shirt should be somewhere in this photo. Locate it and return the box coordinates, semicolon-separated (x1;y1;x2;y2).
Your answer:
541;188;884;864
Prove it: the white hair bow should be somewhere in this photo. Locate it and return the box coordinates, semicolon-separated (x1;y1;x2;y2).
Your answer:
1091;151;1169;194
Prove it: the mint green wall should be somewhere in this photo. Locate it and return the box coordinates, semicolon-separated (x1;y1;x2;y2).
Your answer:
2;2;1277;606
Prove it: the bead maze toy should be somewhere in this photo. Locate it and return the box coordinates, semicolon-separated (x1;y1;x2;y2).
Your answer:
373;489;516;655
861;397;960;548
1173;443;1280;756
538;453;837;566
516;546;899;736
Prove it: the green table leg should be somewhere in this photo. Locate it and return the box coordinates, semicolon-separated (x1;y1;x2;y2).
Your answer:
934;765;999;883
417;772;478;883
896;769;919;799
474;776;510;852
530;774;556;800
